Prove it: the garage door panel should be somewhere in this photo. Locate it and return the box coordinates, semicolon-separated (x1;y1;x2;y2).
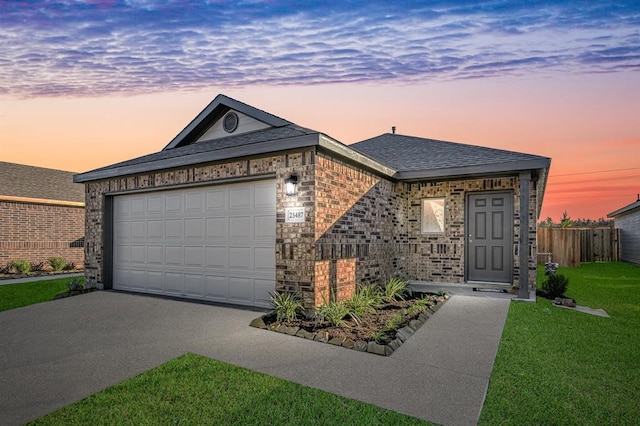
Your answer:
147;196;163;214
116;245;131;262
116;222;131;240
148;220;164;238
204;275;228;300
254;247;275;270
147;271;164;292
165;246;184;265
113;180;275;307
185;191;203;212
229;247;251;269
184;273;205;296
254;182;276;209
254;215;275;239
165;194;182;214
185;218;204;239
165;219;183;238
164;272;184;295
205;246;227;268
228;276;253;303
254;279;274;308
130;269;147;290
131;221;146;239
229;187;251;209
131;197;146;215
205;188;226;210
229;217;251;238
131;245;146;263
184;246;204;266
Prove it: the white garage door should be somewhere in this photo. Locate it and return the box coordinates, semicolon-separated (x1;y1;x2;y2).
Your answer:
112;180;276;308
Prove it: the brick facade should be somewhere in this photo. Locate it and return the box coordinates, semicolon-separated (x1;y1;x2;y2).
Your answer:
0;200;84;267
82;149;538;308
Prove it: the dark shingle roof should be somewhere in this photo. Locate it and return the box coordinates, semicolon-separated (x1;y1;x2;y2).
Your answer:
82;125;318;177
351;133;550;179
608;198;640;218
0;162;84;203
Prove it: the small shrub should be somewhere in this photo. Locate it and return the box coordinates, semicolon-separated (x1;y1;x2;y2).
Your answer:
369;329;390;344
316;298;350;327
343;288;378;319
385;312;405;332
356;284;383;307
269;291;303;322
0;263;10;274
405;295;432;316
10;259;31;274
67;278;84;292
48;256;66;271
543;273;569;298
62;262;76;271
382;277;410;302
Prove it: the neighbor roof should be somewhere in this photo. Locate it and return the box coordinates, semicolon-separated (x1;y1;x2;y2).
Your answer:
0;162;84;205
351;133;550;180
608;198;640;218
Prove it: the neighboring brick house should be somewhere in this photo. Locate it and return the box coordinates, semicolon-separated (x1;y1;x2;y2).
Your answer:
608;196;640;266
74;94;550;309
0;162;85;268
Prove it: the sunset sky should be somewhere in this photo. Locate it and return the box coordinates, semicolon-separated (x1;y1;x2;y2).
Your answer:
1;1;638;221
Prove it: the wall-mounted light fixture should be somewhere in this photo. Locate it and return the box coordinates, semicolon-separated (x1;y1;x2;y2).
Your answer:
284;174;298;196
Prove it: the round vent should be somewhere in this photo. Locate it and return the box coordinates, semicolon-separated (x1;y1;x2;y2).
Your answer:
223;112;239;133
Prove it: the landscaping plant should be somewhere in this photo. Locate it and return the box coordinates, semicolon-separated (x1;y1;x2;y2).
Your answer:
10;259;31;274
48;256;66;271
316;296;350;327
542;273;569;298
269;291;303;322
382;277;410;302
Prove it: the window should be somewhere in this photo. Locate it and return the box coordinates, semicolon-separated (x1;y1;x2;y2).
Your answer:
421;198;445;233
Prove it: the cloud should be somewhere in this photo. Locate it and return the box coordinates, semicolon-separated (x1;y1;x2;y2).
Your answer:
1;0;639;97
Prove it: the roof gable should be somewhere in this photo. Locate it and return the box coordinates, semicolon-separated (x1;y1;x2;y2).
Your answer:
164;94;292;150
0;162;84;205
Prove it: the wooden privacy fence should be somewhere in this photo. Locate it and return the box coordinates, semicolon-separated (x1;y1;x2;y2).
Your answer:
537;227;620;267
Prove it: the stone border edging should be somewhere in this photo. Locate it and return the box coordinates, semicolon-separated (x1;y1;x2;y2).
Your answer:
250;294;449;356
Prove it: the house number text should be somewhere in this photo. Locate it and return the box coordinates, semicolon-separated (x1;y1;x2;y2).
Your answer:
285;207;305;223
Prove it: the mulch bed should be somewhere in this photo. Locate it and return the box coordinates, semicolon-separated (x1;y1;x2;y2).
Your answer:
0;270;83;281
250;292;449;356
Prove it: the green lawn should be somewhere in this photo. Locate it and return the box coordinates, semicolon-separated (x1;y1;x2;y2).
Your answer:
480;262;640;425
0;276;82;312
30;352;430;426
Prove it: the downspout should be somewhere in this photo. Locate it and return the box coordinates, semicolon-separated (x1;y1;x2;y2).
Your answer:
518;171;531;299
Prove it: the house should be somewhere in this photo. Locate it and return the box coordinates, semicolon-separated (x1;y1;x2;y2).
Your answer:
74;94;550;309
0;162;85;268
608;196;640;266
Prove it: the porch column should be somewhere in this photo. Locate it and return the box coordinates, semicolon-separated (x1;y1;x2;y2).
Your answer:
518;171;531;299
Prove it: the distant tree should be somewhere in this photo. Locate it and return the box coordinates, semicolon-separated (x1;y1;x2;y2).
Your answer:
543;216;554;227
559;211;572;228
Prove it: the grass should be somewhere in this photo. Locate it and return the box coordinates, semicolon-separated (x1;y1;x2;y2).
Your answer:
0;276;83;312
480;262;640;425
30;352;431;425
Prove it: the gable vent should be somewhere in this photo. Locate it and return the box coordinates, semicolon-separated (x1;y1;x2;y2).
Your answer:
223;112;239;133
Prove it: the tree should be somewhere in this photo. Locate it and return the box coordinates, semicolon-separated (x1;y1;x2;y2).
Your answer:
559;211;572;228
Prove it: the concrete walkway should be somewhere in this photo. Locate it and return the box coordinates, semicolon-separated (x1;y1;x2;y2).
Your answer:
0;291;510;426
0;272;84;285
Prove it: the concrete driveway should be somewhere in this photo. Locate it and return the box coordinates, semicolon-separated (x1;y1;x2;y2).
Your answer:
0;291;510;426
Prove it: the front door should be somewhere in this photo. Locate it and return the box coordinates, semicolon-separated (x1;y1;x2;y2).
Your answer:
467;191;513;283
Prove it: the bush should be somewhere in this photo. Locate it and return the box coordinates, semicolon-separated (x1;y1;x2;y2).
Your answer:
543;273;569;298
48;256;66;271
382;277;410;302
10;259;31;274
316;298;350;327
269;291;303;322
67;278;84;292
62;262;76;271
